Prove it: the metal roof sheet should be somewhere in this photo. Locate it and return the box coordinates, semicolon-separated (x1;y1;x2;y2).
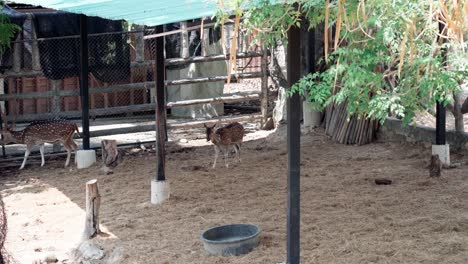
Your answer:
7;0;218;26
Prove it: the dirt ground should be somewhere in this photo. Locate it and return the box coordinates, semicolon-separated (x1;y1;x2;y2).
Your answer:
2;126;468;264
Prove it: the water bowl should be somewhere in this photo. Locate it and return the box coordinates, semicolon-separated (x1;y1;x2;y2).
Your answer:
201;224;261;256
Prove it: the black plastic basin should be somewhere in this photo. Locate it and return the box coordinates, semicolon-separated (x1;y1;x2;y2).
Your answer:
201;224;261;256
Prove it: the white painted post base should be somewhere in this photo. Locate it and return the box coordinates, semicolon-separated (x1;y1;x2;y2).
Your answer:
151;179;170;204
432;144;450;166
76;150;97;169
303;101;322;128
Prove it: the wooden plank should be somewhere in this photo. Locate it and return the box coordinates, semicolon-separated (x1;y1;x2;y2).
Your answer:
6;93;260;122
166;72;263;86
165;51;264;66
7;103;156;122
167;114;262;129
144;22;218;40
166;93;259;108
0;82;155;101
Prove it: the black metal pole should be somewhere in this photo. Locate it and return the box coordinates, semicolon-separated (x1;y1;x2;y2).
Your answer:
435;21;446;145
436;102;446;145
79;14;90;150
155;25;166;182
0;113;5;158
286;23;301;264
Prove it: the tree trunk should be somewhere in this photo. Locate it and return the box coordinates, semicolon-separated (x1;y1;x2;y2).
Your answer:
453;92;465;132
83;179;100;239
101;139;122;170
270;45;288;126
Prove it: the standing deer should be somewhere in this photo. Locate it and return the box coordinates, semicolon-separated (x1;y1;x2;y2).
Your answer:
204;122;244;168
0;110;80;170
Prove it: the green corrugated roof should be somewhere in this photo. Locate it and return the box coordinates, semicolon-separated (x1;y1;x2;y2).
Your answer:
8;0;218;26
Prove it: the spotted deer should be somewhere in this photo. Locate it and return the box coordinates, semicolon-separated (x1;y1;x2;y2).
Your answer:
0;109;80;170
204;122;244;168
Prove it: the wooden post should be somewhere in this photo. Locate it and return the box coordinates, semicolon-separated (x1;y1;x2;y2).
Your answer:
287;22;301;264
52;80;61;114
30;14;41;71
261;48;269;128
12;36;21;73
134;25;145;63
201;19;209;57
83;179;100;239
52;79;61;153
181;22;189;59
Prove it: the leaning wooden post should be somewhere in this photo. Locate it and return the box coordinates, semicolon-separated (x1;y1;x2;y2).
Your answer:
260;48;269;128
83;179;100;239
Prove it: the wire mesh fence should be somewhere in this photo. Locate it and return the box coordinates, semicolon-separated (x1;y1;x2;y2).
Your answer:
0;20;267;160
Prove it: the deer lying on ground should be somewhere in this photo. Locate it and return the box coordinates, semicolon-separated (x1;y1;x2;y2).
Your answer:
204;122;244;169
0;110;80;170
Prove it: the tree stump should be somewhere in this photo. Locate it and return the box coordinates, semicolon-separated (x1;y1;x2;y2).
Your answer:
83;179;100;239
429;154;442;177
101;139;123;174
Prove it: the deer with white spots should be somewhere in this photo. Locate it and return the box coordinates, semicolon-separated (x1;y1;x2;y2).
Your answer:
0;109;80;170
204;122;244;169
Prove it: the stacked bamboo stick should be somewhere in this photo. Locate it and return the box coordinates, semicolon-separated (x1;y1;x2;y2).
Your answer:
324;102;379;145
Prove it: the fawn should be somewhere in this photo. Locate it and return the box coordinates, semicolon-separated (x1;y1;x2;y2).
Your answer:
0;111;80;169
204;122;244;168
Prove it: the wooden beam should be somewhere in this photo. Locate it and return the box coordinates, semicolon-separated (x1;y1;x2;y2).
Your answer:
165;51;264;66
134;25;145;63
0;82;154;101
143;22;218;40
166;72;263;86
6;103;157;123
52;80;60;114
12;35;21;73
166;93;259;108
167;114;261;129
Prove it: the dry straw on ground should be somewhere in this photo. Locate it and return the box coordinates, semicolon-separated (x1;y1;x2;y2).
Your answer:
1;128;468;263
